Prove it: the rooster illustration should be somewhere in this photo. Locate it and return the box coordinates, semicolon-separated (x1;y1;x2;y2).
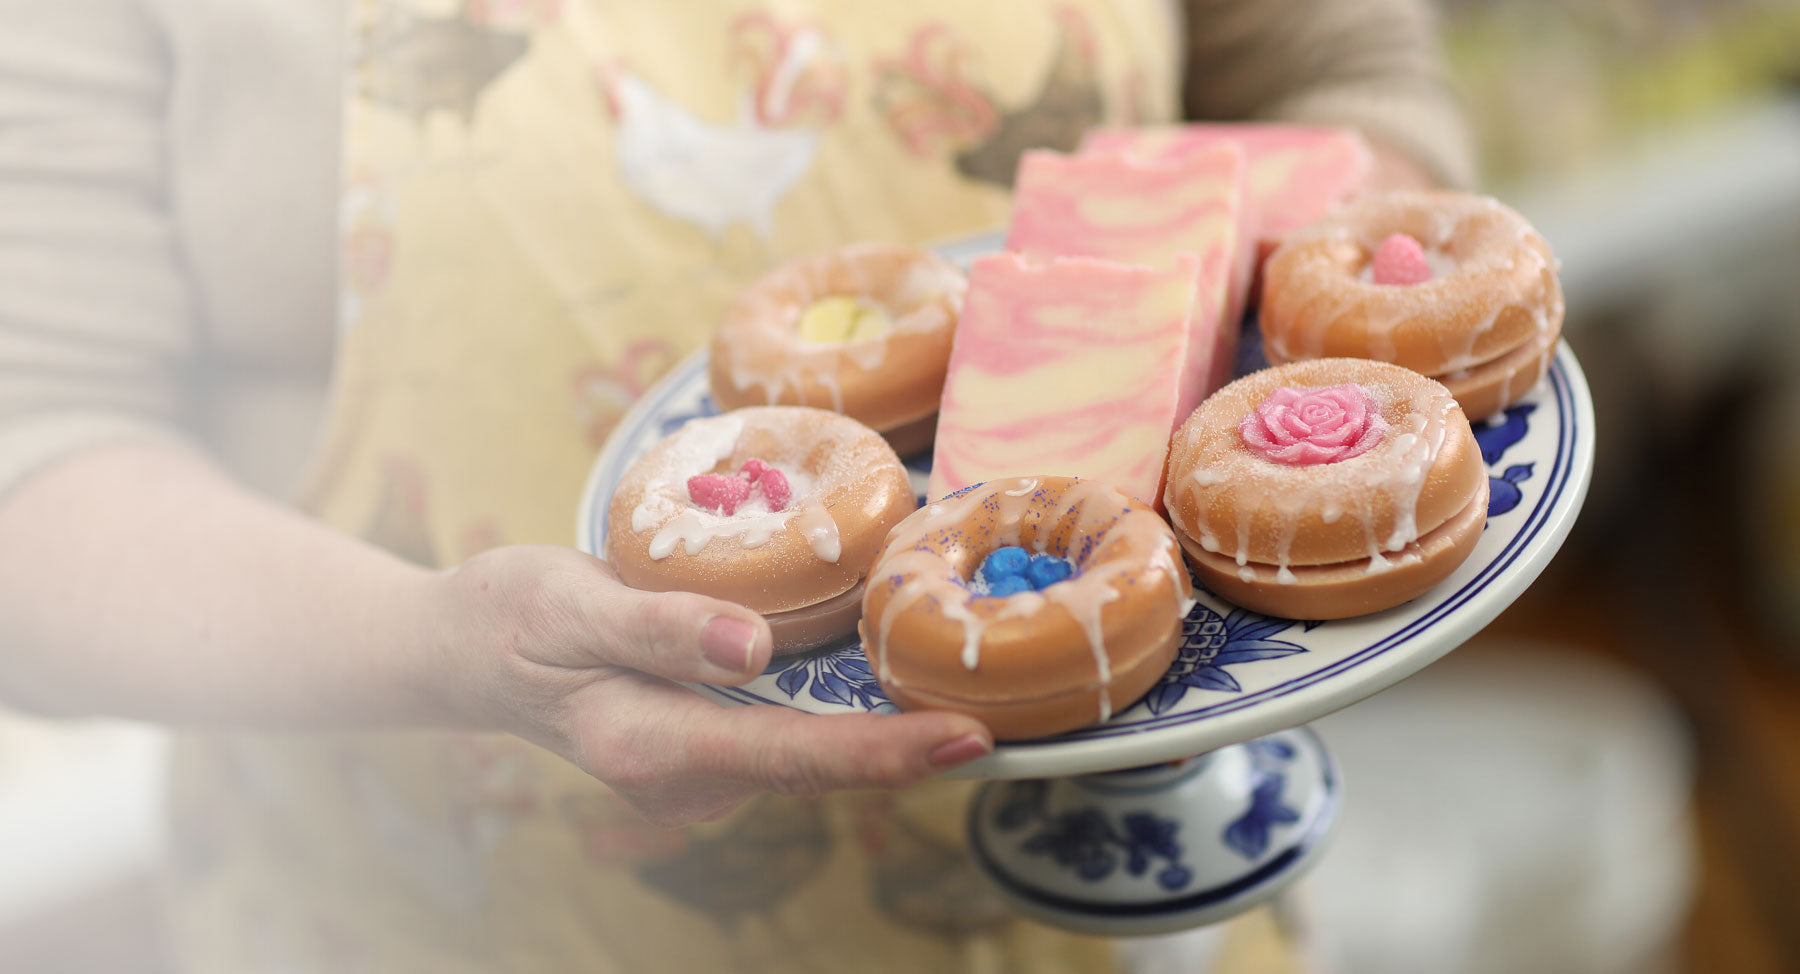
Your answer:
875;6;1104;187
354;0;533;123
592;14;847;239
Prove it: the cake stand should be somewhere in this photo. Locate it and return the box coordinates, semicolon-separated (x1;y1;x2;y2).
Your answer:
576;284;1594;939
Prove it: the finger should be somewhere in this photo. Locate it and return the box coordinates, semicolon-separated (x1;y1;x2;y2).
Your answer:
563;674;993;827
578;577;775;685
693;703;995;796
560;674;762;827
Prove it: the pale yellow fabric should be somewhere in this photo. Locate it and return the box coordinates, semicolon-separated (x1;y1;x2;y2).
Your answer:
171;2;1183;971
0;0;1468;969
0;0;1470;511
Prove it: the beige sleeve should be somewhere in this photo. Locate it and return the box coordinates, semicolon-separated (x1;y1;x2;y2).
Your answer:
0;5;200;501
1179;0;1477;188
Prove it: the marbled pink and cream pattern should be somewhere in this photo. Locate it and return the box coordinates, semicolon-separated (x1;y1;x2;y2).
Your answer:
1006;145;1248;409
927;253;1196;506
1080;123;1372;260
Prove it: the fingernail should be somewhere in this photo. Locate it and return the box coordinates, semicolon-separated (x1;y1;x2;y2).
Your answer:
928;732;992;769
701;616;757;674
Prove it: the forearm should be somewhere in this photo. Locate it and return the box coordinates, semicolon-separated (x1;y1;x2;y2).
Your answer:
1180;0;1476;188
0;442;452;728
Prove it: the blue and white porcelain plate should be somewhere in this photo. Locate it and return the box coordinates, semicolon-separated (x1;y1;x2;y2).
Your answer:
577;252;1594;782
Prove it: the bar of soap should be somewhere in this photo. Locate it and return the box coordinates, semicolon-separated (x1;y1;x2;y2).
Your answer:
1080;123;1373;262
927;253;1198;506
1006;145;1249;413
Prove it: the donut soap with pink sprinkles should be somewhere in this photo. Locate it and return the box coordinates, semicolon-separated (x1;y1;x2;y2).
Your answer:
1259;190;1565;421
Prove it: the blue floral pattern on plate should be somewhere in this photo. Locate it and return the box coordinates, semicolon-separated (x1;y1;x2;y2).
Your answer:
577;323;1589;776
1473;404;1537;517
1138;606;1309;715
765;644;897;712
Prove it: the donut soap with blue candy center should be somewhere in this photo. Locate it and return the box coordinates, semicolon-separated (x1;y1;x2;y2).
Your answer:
860;476;1194;740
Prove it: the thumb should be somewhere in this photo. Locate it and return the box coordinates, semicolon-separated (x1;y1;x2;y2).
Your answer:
582;579;775;684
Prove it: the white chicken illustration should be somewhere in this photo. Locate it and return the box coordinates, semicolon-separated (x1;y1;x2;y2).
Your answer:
594;14;846;239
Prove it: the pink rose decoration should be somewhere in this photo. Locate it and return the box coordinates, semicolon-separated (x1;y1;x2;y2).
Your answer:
1240;384;1388;465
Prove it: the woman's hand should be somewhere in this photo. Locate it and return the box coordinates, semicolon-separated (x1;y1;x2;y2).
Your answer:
429;545;994;827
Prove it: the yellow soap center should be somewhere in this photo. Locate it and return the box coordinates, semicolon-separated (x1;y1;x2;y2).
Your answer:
797;296;894;344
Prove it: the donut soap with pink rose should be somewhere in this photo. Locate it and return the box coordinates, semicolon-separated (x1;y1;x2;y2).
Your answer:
1164;358;1488;620
1259;190;1565;421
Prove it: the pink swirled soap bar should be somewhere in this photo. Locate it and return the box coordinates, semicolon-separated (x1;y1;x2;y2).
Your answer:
927;253;1196;506
1006;145;1250;407
1239;384;1388;465
1080;123;1373;263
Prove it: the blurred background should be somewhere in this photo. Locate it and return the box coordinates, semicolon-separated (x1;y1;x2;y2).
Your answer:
2;1;1798;971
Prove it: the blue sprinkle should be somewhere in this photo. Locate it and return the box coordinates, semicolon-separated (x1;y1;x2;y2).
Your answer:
986;575;1032;598
978;546;1031;583
1026;554;1074;588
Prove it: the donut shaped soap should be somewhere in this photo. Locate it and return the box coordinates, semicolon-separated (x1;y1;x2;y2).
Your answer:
1260;190;1564;420
606;406;916;654
709;243;966;456
860;476;1192;740
1164;359;1488;620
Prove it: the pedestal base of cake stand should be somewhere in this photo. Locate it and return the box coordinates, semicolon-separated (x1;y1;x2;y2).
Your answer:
965;727;1336;937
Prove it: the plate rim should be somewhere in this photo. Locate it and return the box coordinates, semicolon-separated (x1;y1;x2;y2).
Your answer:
576;342;1592;778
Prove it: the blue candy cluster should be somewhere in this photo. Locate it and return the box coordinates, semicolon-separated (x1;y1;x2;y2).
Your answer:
976;545;1075;597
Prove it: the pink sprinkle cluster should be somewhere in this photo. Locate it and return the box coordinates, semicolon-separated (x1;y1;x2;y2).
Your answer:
1370;232;1432;286
687;458;790;515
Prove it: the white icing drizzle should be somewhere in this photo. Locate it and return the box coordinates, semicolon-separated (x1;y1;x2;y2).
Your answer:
1267;193;1559;375
1174;364;1459;581
869;479;1184;717
621;411;851;564
1148;537;1198;618
874;555;941;686
649;506;792;558
718;246;966;408
796;503;841;562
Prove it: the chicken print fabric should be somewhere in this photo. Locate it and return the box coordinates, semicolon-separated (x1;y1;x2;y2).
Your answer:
166;2;1184;972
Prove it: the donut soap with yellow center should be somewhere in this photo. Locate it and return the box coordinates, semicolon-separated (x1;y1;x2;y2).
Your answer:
708;243;966;457
1259;190;1564;421
606;406;916;654
860;476;1194;740
1164;359;1489;620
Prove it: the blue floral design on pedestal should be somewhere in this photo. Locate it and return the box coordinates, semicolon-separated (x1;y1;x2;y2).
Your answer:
1140;606;1309;715
1221;738;1302;859
1473;403;1536;517
992;780;1195;891
764;646;897;712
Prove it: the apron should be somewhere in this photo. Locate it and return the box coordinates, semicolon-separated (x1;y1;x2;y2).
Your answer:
166;1;1190;970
